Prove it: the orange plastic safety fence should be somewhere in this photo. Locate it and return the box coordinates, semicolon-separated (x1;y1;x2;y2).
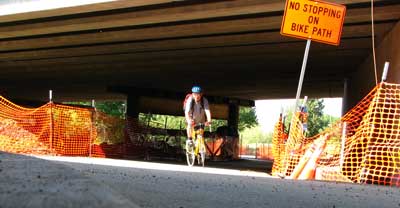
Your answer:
255;144;274;160
239;145;250;156
0;96;94;156
272;116;286;176
91;143;125;158
276;114;309;178
272;82;400;187
0;97;185;160
93;111;125;145
51;103;94;156
239;144;256;156
239;143;273;160
91;116;155;159
206;139;223;156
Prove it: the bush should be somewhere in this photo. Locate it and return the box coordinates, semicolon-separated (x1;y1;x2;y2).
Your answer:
240;125;272;144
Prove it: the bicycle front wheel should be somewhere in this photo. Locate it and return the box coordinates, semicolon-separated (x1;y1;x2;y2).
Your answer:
186;141;195;167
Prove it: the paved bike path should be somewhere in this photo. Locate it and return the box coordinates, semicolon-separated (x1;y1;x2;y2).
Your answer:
0;152;140;208
2;153;400;208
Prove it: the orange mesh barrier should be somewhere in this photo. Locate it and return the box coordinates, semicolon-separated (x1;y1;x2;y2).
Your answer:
0;97;183;160
125;117;149;146
206;139;223;156
239;143;273;160
91;143;125;158
91;116;148;159
272;82;400;187
255;144;274;160
0;96;94;156
93;111;125;145
206;137;240;160
239;144;255;156
272;115;286;175
0;94;153;159
51;103;94;156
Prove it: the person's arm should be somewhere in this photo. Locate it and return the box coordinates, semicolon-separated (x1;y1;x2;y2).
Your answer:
204;98;212;125
185;97;194;125
185;111;193;125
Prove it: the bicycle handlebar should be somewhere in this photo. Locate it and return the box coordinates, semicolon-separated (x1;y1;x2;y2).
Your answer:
192;122;212;132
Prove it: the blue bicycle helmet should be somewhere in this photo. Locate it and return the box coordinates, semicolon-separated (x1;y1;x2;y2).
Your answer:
191;86;202;93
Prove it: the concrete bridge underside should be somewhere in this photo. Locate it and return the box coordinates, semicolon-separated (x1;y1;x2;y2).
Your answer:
0;0;399;116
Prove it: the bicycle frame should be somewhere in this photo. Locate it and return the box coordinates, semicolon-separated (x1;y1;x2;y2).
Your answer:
186;123;207;167
192;127;205;155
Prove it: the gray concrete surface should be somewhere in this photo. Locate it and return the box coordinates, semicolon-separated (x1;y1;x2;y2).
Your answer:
0;152;139;208
1;152;400;208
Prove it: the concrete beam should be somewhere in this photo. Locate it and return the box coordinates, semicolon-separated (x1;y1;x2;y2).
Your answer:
116;86;253;119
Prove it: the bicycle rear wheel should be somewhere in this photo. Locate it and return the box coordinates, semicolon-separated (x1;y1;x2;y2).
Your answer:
186;141;195;167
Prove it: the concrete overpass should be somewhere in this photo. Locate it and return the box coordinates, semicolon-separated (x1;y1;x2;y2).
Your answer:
0;0;399;120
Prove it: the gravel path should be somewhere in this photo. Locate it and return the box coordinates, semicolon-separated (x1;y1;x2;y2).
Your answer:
1;152;400;208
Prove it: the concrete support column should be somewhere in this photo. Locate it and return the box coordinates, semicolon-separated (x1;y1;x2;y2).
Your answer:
126;94;140;119
342;78;349;115
228;101;239;132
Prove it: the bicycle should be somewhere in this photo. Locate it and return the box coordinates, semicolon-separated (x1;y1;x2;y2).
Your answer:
185;123;210;167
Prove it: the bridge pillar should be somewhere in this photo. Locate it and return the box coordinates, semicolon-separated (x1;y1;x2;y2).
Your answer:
342;78;349;115
126;94;140;119
228;101;239;132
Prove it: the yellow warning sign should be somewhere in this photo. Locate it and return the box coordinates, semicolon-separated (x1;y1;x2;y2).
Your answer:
281;0;346;46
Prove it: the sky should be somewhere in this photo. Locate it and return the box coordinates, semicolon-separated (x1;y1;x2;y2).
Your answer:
255;98;342;133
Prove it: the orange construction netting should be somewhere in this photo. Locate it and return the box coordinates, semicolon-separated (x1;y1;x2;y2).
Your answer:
0;96;241;161
272;82;400;187
91;116;148;159
0;96;94;156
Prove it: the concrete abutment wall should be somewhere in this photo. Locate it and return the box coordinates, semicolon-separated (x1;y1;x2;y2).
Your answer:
344;20;400;113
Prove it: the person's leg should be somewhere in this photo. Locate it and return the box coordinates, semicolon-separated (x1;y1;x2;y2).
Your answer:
186;124;192;139
186;124;194;148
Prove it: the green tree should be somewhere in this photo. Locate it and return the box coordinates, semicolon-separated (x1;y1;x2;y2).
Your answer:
238;107;258;131
240;125;272;144
283;99;339;137
139;113;227;131
139;113;186;130
306;99;327;136
65;101;258;132
140;106;256;132
95;101;126;118
63;100;126;118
